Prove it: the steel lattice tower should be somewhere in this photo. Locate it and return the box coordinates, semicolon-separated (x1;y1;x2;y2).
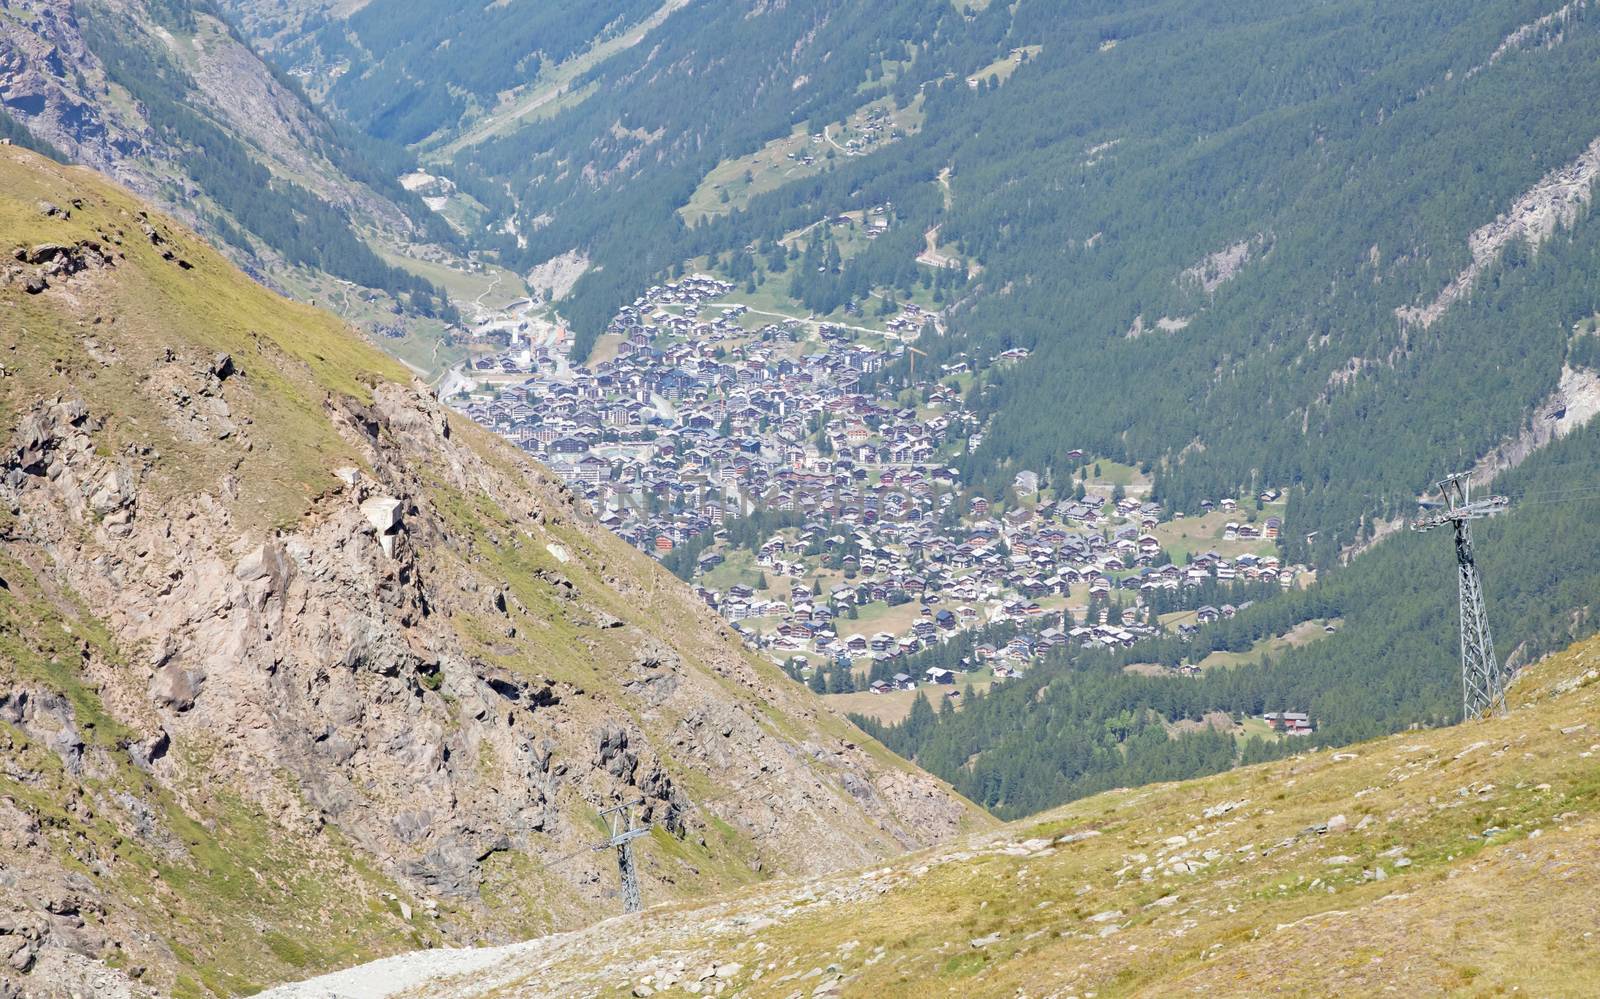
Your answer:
1413;473;1510;720
594;799;649;913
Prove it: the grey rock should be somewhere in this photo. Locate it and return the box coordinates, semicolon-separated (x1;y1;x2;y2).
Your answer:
235;540;291;607
361;496;403;534
150;662;204;711
5;937;34;972
126;728;170;772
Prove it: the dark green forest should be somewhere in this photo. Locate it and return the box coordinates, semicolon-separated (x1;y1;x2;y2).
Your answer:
453;0;1003;350
307;0;660;144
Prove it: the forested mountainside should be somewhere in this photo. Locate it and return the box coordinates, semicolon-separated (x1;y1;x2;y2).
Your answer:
0;148;980;999
0;0;458;332
265;633;1600;999
235;0;662;145
230;0;1600;558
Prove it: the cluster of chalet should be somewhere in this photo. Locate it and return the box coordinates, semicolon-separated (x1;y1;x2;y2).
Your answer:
445;272;1307;701
689;490;1300;677
456;275;991;559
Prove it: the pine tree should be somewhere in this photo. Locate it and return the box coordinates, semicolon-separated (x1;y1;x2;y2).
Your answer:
829;665;850;694
904;692;935;743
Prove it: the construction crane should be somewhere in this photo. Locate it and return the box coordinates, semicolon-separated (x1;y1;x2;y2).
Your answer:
1412;472;1511;720
593;799;650;913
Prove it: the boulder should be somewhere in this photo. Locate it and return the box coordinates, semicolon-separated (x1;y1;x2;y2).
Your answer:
151;662;204;711
234;540;287;584
126;728;170;772
5;938;35;973
360;496;404;558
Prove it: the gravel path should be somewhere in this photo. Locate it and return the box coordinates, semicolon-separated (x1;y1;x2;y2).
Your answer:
255;941;538;999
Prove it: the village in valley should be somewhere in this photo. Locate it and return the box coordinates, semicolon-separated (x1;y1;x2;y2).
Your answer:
440;250;1317;735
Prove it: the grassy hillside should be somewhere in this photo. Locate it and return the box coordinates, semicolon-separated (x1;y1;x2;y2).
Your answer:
0;146;985;999
272;632;1600;997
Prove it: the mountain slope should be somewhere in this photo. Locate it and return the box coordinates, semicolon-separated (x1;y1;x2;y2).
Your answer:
264;632;1600;998
0;145;982;999
0;0;462;360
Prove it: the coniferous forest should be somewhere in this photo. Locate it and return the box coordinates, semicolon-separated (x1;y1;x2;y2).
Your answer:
854;414;1600;818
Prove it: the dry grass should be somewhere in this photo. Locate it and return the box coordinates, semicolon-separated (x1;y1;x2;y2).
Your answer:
1196;617;1341;670
431;633;1600;997
826;674;995;726
1152;508;1283;562
679;96;924;223
0;146;409;532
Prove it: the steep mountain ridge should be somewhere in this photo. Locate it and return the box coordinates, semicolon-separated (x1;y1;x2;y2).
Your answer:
265;632;1600;998
0;146;981;999
0;0;460;347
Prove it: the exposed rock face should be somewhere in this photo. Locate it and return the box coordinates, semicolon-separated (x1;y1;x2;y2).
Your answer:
1471;363;1600;481
1397;135;1600;329
5;379;967;875
526;249;591;303
1179;234;1269;296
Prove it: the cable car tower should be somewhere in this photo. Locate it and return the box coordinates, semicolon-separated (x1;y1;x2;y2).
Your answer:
593;799;649;913
1412;472;1510;720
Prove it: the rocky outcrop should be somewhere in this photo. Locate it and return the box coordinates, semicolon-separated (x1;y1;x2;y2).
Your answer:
1397;136;1600;329
1475;0;1590;74
526;249;591;303
1471;363;1600;481
1;371;968;939
1179;234;1268;296
0;150;979;996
